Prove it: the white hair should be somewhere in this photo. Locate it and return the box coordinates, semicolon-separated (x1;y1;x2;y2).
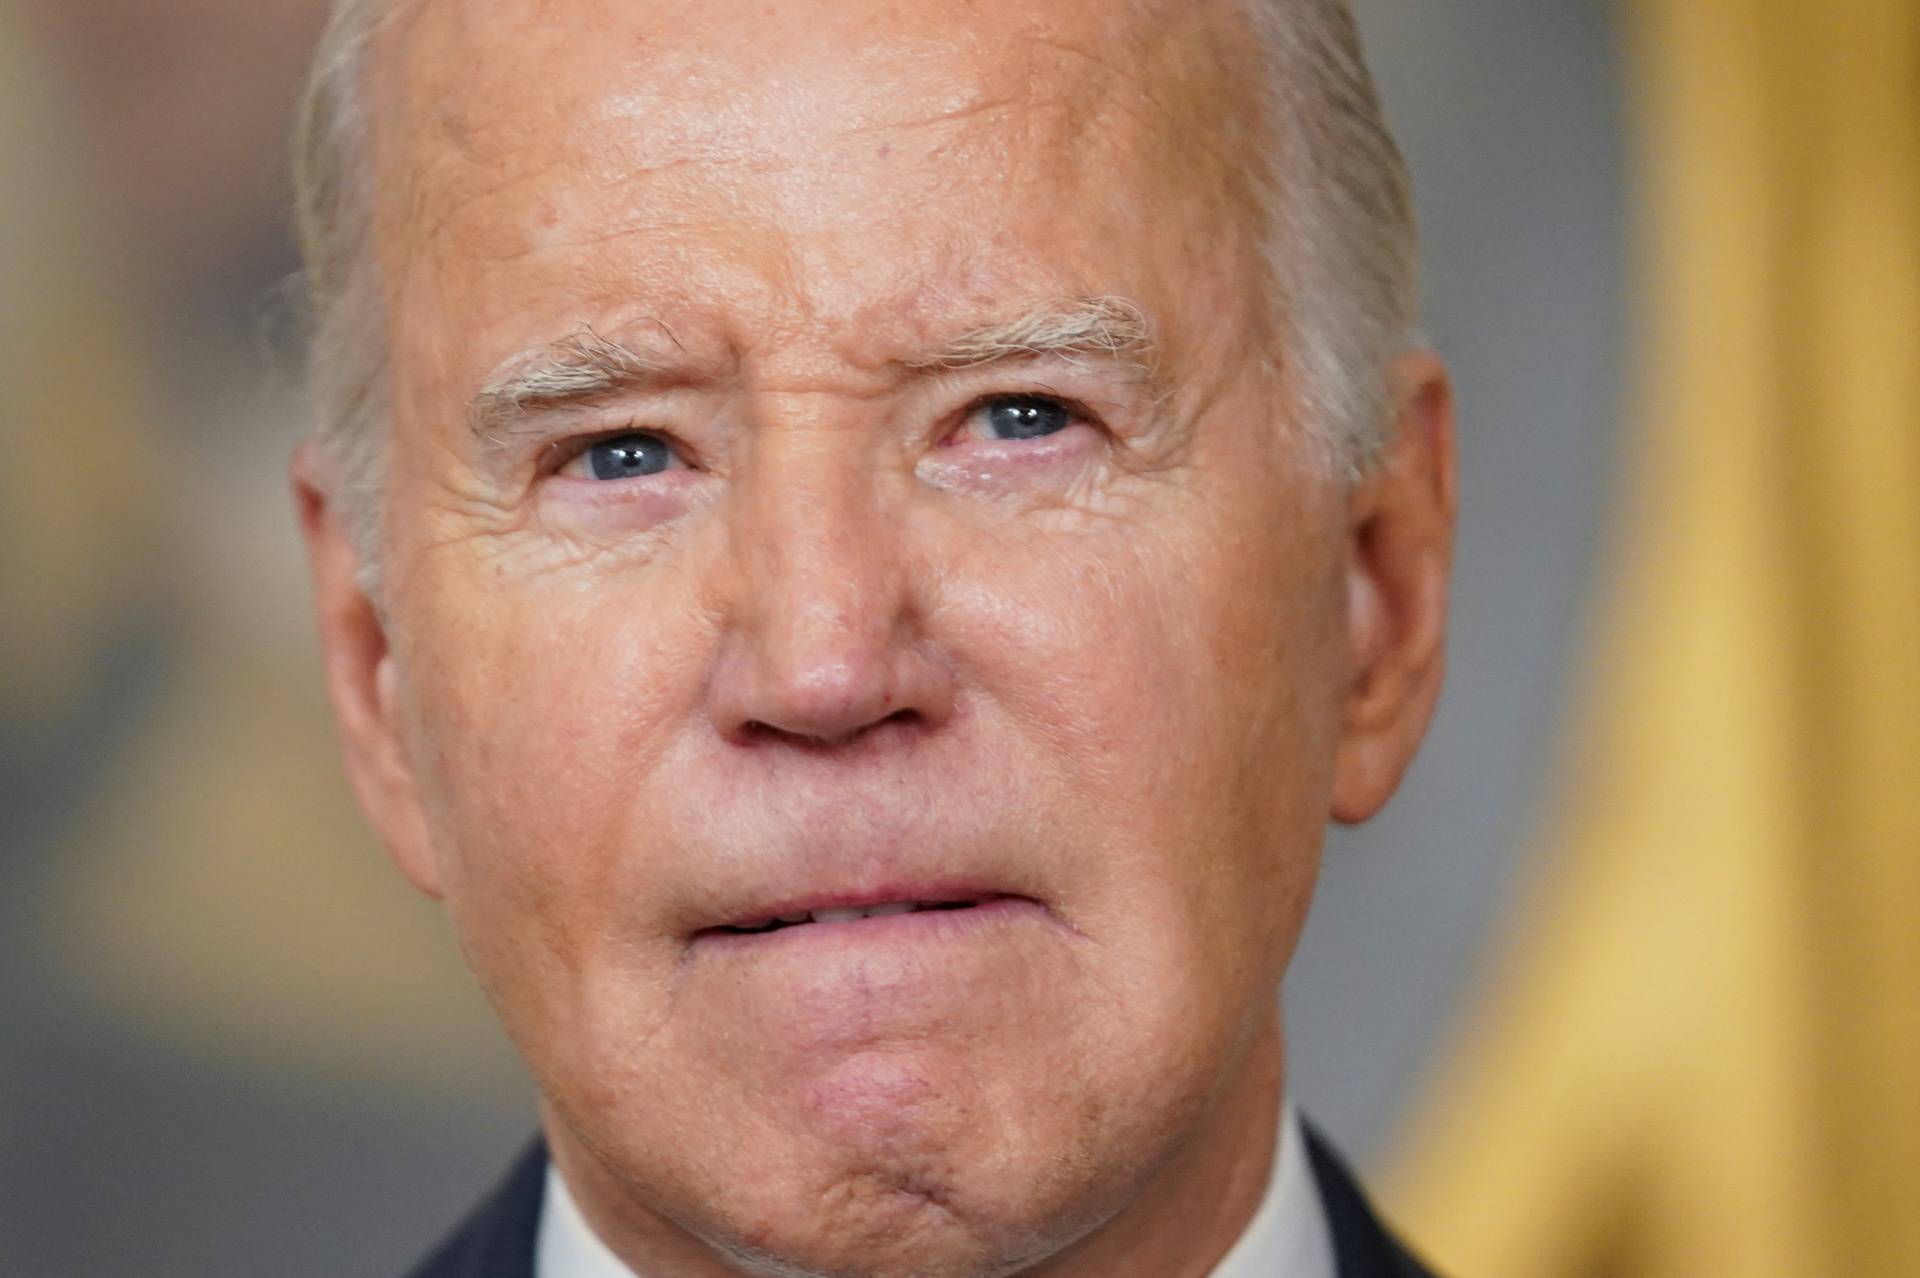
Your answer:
293;0;1419;572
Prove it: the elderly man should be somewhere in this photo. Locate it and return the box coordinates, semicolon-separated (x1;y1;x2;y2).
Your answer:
290;0;1455;1273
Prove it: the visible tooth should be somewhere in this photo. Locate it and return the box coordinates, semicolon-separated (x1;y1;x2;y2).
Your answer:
866;901;914;917
811;907;863;924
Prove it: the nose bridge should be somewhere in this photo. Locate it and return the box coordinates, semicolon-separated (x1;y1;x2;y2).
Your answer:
713;423;932;743
758;432;895;622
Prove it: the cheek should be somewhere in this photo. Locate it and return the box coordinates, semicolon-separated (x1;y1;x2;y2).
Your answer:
949;497;1344;981
389;565;707;1016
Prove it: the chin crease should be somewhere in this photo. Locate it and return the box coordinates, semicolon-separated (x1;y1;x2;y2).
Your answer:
715;1163;1000;1278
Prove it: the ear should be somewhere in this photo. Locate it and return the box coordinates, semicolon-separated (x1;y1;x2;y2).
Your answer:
1330;350;1456;824
291;439;444;898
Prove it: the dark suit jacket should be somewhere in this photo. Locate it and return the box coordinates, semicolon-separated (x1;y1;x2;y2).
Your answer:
407;1122;1438;1278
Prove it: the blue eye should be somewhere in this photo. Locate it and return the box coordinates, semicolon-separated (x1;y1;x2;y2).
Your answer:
977;396;1072;441
585;432;674;480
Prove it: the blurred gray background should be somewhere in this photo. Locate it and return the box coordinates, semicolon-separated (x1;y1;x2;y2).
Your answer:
0;0;1623;1272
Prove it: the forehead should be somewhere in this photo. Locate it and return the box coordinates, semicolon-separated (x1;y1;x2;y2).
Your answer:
368;0;1274;377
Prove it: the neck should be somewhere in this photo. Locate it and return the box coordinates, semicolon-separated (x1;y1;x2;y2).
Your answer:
546;1011;1287;1278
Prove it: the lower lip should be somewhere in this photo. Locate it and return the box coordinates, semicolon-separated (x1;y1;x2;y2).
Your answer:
690;895;1049;956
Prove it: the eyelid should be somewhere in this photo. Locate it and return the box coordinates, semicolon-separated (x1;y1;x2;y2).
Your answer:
548;425;693;479
949;390;1105;445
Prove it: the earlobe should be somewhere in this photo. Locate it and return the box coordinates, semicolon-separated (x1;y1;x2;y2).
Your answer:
1329;351;1456;825
290;440;445;899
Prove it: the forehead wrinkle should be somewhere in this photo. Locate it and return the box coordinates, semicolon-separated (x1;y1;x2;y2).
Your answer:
837;90;1029;143
381;0;1277;430
375;0;1263;214
378;0;1211;255
396;0;1141;187
371;3;670;281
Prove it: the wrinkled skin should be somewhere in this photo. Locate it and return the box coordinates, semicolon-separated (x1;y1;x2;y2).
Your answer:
295;0;1454;1274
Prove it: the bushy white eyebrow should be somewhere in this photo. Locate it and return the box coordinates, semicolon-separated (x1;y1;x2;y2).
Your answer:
470;326;682;435
468;295;1156;439
902;295;1155;374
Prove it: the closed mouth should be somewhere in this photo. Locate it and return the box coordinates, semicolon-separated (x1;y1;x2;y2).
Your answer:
699;893;1016;938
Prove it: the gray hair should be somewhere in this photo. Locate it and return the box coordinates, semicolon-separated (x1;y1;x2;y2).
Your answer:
293;0;1419;572
293;0;400;569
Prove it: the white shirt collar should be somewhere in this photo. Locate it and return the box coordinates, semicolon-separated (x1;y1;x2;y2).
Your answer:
536;1102;1335;1278
1209;1101;1337;1278
535;1149;633;1278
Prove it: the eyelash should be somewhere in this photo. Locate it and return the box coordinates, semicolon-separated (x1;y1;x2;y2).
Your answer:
545;391;1102;476
545;431;671;472
950;392;1102;446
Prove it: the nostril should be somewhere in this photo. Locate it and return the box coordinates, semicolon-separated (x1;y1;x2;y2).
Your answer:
709;622;958;748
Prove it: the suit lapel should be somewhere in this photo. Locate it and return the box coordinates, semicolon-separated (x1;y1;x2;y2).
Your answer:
404;1138;547;1278
1300;1121;1441;1278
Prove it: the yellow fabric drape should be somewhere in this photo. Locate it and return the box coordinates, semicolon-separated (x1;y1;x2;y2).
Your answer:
1383;2;1920;1275
0;7;168;722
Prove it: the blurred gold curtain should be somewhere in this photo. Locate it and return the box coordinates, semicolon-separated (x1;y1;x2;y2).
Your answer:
0;5;166;723
1383;1;1920;1275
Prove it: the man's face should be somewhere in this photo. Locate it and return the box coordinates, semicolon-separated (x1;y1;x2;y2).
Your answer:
305;0;1448;1273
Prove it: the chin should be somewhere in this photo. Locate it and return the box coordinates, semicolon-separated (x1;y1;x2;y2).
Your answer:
553;1042;1153;1278
721;1094;1093;1276
694;1146;1102;1278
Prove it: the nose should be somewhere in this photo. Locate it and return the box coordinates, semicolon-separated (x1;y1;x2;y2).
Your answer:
705;433;954;748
